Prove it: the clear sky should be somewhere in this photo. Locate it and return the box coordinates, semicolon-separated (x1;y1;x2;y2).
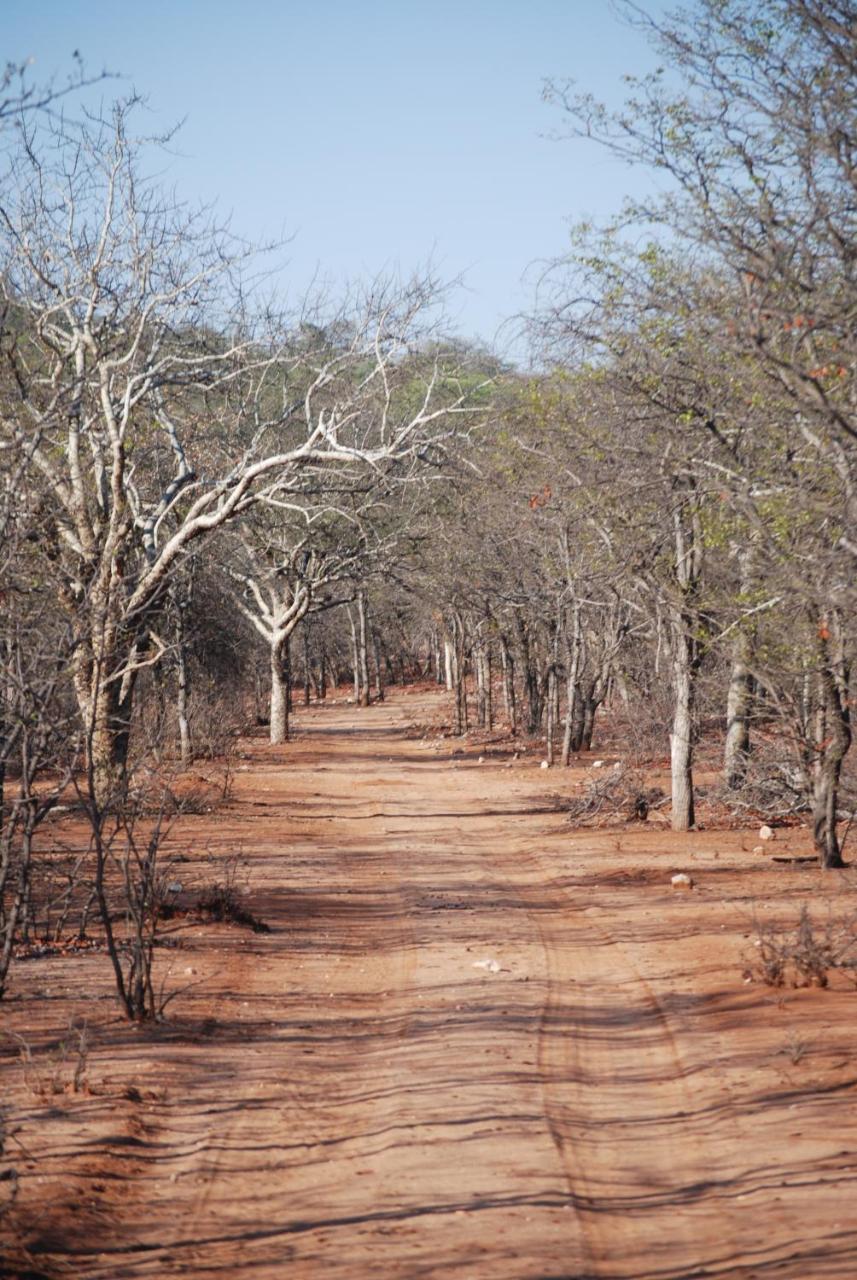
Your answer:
5;1;671;355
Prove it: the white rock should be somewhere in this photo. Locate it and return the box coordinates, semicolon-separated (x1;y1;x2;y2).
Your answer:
592;760;605;769
671;873;694;890
478;755;485;764
753;845;765;855
540;760;550;769
472;958;502;973
759;825;775;841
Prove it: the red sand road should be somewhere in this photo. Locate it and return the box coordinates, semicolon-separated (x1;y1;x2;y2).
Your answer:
2;687;857;1278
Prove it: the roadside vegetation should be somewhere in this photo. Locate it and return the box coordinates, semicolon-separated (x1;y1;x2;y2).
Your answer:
1;0;855;1028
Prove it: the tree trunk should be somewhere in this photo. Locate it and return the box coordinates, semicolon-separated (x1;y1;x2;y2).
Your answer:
669;628;695;831
357;589;371;708
269;635;290;744
475;642;488;728
580;699;597;752
347;607;361;704
500;634;517;734
724;630;753;789
444;638;455;691
724;546;756;789
546;667;557;764
87;683;134;811
175;602;191;767
302;626;312;706
812;622;851;868
561;606;582;766
372;631;385;701
483;643;493;731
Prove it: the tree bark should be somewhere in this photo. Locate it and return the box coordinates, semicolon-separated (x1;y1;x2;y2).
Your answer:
269;635;290;744
444;637;455;692
372;631;385;702
669;626;696;831
347;606;361;704
724;629;753;789
500;634;517;734
302;626;312;706
175;601;191;767
546;667;557;764
812;620;851;868
561;605;582;766
357;590;371;707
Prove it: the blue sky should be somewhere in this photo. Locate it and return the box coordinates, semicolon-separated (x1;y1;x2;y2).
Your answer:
6;1;670;355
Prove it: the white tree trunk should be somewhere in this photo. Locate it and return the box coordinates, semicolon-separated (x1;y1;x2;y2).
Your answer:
670;630;695;830
270;638;289;745
443;638;454;692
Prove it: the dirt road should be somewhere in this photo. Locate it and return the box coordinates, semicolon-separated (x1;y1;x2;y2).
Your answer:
3;690;857;1278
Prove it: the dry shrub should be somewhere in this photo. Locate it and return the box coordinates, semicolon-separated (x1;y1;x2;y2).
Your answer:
160;856;270;934
5;1019;89;1099
747;904;857;989
194;882;270;933
567;763;666;825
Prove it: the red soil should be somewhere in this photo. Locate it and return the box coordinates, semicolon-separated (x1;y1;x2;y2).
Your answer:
2;687;856;1278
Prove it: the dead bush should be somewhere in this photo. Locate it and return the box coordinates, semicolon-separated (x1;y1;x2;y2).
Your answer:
746;904;857;988
6;1019;89;1099
195;882;270;933
567;763;667;825
162;856;270;934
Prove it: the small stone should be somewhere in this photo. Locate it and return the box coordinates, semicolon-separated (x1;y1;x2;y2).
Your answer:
540;760;550;770
167;881;183;894
592;760;605;769
753;845;765;855
759;825;775;841
473;958;502;973
478;755;485;764
670;873;694;891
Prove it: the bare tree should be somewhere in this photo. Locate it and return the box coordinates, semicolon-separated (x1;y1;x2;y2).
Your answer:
0;96;477;804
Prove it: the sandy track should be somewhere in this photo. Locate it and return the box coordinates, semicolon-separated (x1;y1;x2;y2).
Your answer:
3;689;857;1278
